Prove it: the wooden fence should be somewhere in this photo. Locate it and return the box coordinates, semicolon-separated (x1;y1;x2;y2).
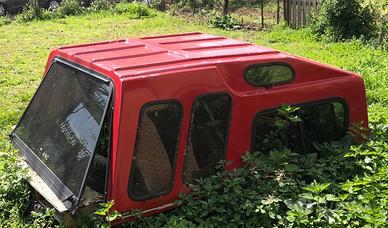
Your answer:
284;0;321;28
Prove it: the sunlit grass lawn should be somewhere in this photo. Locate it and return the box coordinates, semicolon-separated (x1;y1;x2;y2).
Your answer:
0;8;387;226
0;11;387;153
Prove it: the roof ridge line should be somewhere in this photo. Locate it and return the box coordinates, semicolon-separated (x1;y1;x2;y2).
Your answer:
139;32;203;40
114;50;280;73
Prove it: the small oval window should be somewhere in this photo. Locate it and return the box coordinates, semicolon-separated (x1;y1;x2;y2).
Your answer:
244;63;294;87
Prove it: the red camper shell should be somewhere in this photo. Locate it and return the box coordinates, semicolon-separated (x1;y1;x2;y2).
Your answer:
11;32;368;225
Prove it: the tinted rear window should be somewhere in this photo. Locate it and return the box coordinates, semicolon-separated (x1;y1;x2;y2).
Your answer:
14;61;111;198
245;63;294;87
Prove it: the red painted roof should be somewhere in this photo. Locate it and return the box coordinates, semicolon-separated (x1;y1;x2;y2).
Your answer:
56;32;280;79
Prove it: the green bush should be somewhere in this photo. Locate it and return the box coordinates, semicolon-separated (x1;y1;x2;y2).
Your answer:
15;4;53;22
210;14;240;30
312;0;378;41
77;201;122;227
55;0;84;17
89;0;112;12
11;0;85;22
0;148;29;226
0;16;12;26
0;144;56;226
376;21;388;49
114;2;156;19
17;0;84;21
128;107;388;227
4;1;155;24
366;0;388;49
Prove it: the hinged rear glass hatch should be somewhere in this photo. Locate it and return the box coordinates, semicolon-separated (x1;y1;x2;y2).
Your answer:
11;58;112;212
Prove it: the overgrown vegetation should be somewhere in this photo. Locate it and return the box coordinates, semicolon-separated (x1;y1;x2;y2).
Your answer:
0;1;156;24
114;2;156;18
210;14;240;30
0;145;29;225
128;109;388;227
312;0;378;41
1;0;386;48
0;6;387;227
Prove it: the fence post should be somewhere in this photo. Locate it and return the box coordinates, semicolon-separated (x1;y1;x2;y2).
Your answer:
292;0;296;28
303;0;306;26
277;0;280;24
30;0;40;14
298;0;301;28
306;0;310;24
284;0;287;24
261;0;264;29
192;0;196;17
160;0;166;11
223;0;229;15
286;0;322;28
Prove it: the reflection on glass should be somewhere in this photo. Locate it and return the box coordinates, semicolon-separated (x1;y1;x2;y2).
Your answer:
252;101;347;154
245;64;293;86
184;94;231;184
14;61;111;197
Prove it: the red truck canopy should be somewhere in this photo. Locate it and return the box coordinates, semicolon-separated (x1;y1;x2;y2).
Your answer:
33;32;368;222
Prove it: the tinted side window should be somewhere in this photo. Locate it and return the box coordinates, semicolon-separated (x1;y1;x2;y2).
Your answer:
184;94;231;184
128;102;182;200
245;63;294;87
252;100;347;153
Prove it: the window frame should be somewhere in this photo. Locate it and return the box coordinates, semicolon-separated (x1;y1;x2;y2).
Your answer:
97;97;114;197
244;62;296;87
11;57;114;212
128;100;183;201
250;97;349;152
182;92;233;186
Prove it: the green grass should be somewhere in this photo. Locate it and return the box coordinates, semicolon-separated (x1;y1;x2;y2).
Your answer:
0;11;387;225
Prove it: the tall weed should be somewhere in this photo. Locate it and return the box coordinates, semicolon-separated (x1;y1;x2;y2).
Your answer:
55;0;84;18
114;2;156;18
89;0;113;13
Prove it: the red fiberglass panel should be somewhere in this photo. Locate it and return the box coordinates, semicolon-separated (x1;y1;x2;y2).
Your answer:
109;67;367;221
58;39;138;55
139;32;219;44
54;32;279;79
159;37;248;50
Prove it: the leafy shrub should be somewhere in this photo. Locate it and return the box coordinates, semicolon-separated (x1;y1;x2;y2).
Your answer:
29;208;56;227
89;0;112;12
128;107;388;227
0;147;29;226
312;0;378;41
366;0;388;49
15;4;53;22
14;0;84;22
4;1;155;24
0;147;57;227
55;0;84;17
77;201;122;227
0;16;12;26
210;14;240;30
114;2;156;19
15;4;40;22
377;21;388;49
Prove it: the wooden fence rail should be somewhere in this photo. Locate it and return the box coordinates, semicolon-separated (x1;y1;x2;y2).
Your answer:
285;0;321;28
